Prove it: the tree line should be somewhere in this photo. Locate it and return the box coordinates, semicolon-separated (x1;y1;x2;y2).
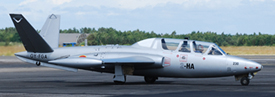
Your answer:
1;27;274;46
0;27;20;46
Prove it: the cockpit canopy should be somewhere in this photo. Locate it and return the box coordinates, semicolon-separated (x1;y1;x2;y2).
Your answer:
132;38;226;55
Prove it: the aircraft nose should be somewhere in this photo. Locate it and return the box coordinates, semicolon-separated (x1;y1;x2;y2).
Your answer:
245;61;263;72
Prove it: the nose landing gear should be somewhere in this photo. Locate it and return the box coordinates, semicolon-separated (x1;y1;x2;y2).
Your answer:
240;77;250;86
235;73;255;86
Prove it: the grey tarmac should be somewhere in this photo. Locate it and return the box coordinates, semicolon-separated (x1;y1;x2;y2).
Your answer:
0;56;274;97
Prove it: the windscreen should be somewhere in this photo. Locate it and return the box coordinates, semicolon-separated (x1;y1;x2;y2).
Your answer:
215;44;226;54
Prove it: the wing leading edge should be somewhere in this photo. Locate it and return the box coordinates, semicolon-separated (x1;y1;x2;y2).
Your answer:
49;55;164;69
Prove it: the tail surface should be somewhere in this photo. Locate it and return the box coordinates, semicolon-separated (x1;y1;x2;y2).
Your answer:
40;14;60;48
10;14;53;53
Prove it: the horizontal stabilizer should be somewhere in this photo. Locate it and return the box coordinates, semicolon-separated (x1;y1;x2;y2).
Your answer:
15;55;77;72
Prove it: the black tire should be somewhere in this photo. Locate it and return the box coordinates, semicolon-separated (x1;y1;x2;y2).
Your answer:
240;77;250;86
36;61;41;66
144;76;157;84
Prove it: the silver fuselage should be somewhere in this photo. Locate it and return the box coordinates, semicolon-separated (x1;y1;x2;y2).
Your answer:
15;38;262;78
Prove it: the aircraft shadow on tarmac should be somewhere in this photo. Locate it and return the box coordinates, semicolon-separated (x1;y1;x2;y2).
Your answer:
21;80;263;87
22;80;174;86
111;91;275;97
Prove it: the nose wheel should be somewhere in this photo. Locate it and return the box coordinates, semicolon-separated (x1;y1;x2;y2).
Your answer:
235;73;254;86
240;77;250;86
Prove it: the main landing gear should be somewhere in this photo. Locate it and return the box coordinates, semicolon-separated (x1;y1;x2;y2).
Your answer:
113;65;126;84
144;76;158;84
113;75;126;85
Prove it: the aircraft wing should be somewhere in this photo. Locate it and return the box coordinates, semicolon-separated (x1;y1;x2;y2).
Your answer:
49;54;164;69
102;56;155;64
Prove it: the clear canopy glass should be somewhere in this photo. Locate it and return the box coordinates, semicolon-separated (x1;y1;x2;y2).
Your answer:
161;38;226;55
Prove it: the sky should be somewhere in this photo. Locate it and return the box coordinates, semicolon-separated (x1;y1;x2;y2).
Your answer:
0;0;275;35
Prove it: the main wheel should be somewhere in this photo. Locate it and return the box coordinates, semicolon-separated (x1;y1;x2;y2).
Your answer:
240;77;250;86
144;76;157;84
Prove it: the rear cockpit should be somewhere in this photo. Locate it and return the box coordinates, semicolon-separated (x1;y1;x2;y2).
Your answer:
132;38;226;55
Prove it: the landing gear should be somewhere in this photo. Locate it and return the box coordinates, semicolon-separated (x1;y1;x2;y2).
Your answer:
144;76;158;84
240;77;250;86
114;81;125;84
235;73;254;86
36;61;41;66
113;75;126;85
113;64;126;84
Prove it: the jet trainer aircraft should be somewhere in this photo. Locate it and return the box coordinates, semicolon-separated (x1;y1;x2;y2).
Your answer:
10;14;262;86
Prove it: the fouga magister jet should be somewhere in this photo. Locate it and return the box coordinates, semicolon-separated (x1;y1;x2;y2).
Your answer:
10;14;262;86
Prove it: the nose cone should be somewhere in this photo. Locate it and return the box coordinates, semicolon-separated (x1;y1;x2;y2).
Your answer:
245;61;263;72
226;55;263;74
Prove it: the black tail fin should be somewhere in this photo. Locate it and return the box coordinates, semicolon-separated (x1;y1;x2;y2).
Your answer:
10;14;53;53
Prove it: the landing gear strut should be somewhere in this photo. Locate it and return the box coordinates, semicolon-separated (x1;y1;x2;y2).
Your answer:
113;64;126;84
144;76;158;84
